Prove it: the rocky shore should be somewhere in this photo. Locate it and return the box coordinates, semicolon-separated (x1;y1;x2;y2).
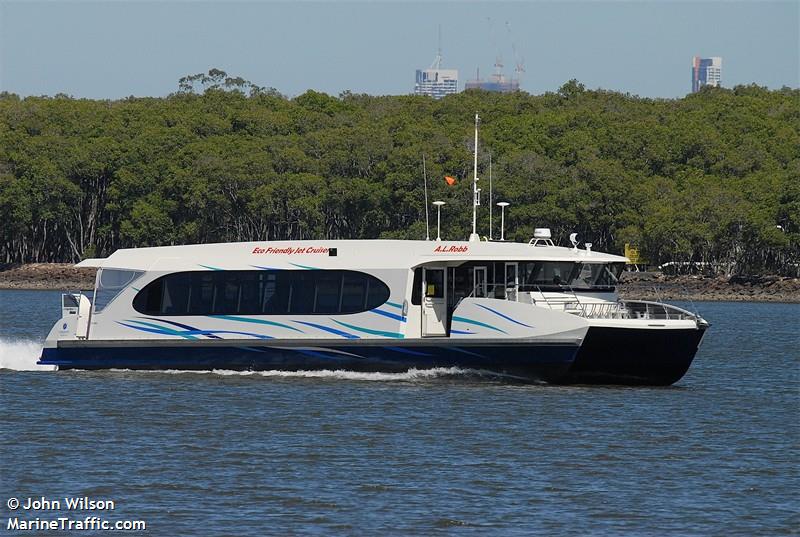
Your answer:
0;263;97;291
617;272;800;303
1;263;798;302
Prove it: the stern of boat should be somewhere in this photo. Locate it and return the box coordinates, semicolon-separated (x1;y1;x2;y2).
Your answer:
39;292;92;368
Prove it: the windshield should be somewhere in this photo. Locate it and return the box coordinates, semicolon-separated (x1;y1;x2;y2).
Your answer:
519;262;623;291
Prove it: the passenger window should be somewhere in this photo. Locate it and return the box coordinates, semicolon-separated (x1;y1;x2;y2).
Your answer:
188;274;215;314
133;269;389;316
213;276;240;314
314;272;342;314
289;273;315;314
262;273;286;314
143;279;163;313
163;273;191;314
238;273;261;314
341;273;367;311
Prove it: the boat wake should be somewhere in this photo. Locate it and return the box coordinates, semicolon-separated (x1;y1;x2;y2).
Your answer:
0;338;56;371
109;366;507;382
0;339;522;382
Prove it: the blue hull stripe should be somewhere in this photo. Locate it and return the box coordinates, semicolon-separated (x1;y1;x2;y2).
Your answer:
143;318;222;339
332;320;403;339
370;309;407;322
209;315;304;333
475;304;534;328
292;321;360;339
119;320;273;340
451;316;507;334
117;321;198;340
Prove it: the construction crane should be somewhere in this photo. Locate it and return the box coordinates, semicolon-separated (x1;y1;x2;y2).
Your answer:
506;21;526;86
487;17;504;84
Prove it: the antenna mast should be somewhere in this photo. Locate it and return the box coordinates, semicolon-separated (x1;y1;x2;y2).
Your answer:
431;25;443;69
423;154;430;240
469;113;480;242
489;152;493;240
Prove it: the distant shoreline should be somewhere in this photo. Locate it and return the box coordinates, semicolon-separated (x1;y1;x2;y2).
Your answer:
617;272;800;304
1;263;798;303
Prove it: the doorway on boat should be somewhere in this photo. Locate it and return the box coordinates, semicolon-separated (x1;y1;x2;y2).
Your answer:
505;262;519;301
421;267;447;337
473;266;488;298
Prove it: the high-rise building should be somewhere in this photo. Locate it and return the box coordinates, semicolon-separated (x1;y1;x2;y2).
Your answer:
414;46;458;99
691;56;722;93
415;68;459;99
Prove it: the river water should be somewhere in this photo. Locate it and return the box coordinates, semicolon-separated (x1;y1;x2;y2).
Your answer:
1;290;798;535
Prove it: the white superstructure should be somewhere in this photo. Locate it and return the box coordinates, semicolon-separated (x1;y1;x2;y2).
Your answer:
52;239;627;342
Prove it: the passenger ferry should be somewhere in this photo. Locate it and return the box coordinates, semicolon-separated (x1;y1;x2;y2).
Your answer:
39;114;709;384
39;235;708;385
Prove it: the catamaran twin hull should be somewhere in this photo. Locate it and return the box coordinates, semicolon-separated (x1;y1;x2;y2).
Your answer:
39;239;708;386
40;338;579;383
39;328;706;385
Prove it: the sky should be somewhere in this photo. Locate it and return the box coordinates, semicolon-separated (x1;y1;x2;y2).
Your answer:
0;1;797;99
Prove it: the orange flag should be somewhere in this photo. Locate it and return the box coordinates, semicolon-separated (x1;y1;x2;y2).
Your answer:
444;176;457;186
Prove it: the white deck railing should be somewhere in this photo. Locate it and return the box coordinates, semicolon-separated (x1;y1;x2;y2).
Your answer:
465;284;703;323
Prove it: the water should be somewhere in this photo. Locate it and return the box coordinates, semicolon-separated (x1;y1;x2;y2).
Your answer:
1;290;798;535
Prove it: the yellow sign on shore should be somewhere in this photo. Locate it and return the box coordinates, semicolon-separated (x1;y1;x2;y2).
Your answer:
624;243;646;265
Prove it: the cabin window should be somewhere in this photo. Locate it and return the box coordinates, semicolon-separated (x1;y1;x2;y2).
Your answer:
188;273;215;314
411;268;422;305
514;261;623;292
341;273;368;311
94;269;144;313
313;272;341;314
238;272;262;313
132;270;390;316
162;273;191;314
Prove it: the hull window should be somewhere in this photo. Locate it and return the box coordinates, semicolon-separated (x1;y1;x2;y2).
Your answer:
133;270;390;316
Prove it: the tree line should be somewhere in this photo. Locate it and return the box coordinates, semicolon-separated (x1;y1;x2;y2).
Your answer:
1;73;798;275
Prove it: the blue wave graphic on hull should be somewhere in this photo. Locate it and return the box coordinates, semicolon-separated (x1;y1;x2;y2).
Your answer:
292;321;360;339
370;308;407;322
451;316;507;334
475;304;534;328
119;319;274;340
209;315;304;333
332;320;404;339
144;318;221;339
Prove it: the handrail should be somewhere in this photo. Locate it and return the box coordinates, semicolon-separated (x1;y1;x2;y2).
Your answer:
458;284;705;324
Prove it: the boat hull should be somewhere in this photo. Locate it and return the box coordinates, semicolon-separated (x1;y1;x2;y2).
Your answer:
39;338;580;383
561;326;706;386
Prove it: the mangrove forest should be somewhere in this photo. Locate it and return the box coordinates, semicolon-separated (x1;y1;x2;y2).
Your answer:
1;74;798;275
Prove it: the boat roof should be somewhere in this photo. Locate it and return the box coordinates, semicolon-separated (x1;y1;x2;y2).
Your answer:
77;240;629;272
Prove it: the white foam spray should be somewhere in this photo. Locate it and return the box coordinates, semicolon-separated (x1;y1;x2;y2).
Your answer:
109;366;495;382
0;338;57;371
